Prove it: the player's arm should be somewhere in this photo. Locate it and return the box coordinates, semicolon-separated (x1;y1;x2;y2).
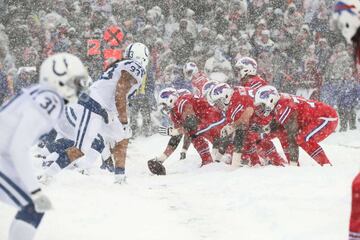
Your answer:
181;103;199;135
112;71;137;173
180;135;192;160
116;70;137;124
11;110;44;193
233;107;254;128
283;111;299;164
155;135;183;162
221;107;254;137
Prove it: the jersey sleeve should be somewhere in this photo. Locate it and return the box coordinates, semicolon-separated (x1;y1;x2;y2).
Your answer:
10;105;52;192
227;102;245;122
30;88;64;122
275;100;295;125
121;60;146;86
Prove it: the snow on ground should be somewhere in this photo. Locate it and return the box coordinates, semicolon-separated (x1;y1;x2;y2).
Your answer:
0;130;359;240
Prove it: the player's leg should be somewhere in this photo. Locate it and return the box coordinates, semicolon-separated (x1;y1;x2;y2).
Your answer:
191;136;213;166
350;173;360;239
0;171;44;240
241;132;261;166
296;117;337;165
299;140;331;166
41;109;104;181
350;107;357;130
257;139;286;166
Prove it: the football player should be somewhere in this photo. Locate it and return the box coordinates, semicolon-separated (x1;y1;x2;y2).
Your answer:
148;87;227;175
183;62;210;97
40;42;149;184
0;53;88;240
235;57;268;90
332;1;360;238
207;83;286;167
254;85;338;166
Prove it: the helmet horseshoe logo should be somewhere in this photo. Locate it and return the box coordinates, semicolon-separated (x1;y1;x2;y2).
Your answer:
52;59;68;76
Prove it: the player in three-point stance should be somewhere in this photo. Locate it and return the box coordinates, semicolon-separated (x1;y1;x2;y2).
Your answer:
0;53;88;240
39;42;150;184
148;87;227;175
253;85;338;166
207;83;286;167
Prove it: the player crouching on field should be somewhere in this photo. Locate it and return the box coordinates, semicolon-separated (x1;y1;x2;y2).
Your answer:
39;43;150;184
207;83;286;167
148;87;229;175
253;85;338;166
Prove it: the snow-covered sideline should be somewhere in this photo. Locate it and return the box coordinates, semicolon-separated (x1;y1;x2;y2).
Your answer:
0;131;359;240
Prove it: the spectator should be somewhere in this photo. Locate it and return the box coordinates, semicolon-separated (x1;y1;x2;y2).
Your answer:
338;71;358;131
0;64;14;104
296;58;323;100
204;48;233;82
169;19;195;65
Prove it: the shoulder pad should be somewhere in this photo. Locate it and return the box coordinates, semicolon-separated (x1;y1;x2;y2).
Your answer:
30;89;64;121
121;60;146;83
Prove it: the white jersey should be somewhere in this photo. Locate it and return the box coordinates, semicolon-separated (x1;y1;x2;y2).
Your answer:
89;60;146;112
55;103;82;140
0;84;64;193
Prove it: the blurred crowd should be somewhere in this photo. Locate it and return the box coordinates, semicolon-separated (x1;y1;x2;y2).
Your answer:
0;0;359;134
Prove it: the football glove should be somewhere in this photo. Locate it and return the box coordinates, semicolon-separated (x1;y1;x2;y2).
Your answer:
31;189;53;212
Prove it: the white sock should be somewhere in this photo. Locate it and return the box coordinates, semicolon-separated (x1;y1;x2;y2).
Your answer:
8;219;36;240
231;152;242;167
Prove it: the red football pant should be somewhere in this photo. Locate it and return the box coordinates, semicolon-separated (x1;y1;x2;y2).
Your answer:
296;117;337;166
191;136;213;166
350;173;360;239
257;139;286;166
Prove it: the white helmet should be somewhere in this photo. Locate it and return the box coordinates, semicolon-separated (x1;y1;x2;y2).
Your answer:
124;42;150;68
207;83;234;110
183;62;198;80
39;53;89;101
254;85;280;117
158;87;179;113
235;57;257;79
332;0;360;43
201;80;218;98
177;88;191;96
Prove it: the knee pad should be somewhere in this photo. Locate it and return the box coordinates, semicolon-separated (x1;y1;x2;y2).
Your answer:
15;204;44;228
91;134;105;153
55;151;71;169
48;138;74;153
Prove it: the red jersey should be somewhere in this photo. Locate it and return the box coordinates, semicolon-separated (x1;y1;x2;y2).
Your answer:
191;71;209;96
242;75;268;90
273;93;337;128
225;87;255;123
170;94;224;134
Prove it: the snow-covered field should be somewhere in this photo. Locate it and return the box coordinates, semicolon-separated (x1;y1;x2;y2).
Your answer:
0;130;359;240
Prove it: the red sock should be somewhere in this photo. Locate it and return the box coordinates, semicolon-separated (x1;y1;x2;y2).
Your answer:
192;136;213;166
350;173;360;237
300;141;331;166
258;140;285;166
